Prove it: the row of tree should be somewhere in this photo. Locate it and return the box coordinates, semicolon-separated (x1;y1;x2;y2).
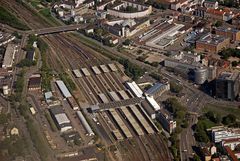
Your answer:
194;111;238;143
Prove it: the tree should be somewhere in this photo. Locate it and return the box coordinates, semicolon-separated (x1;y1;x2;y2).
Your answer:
170;81;183;94
17;59;36;67
222;114;236;125
149;72;162;81
205;111;215;121
214;21;223;27
164;98;187;124
205;111;221;124
13;31;22;39
232;61;238;67
123;39;132;46
118;58;144;80
0;113;8;124
195;127;209;143
150;62;159;67
95;28;103;36
181;120;189;128
193;154;201;161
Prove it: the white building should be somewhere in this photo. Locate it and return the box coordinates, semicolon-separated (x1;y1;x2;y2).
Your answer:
107;1;152;19
209;126;240;143
49;106;73;133
2;44;16;70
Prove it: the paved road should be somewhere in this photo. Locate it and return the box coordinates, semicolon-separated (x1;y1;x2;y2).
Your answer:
0;23;88;35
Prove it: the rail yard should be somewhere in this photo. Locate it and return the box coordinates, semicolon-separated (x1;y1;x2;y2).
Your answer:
0;0;172;160
2;0;240;160
43;33;172;161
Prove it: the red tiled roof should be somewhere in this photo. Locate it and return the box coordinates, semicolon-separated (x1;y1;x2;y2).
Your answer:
222;138;240;144
224;146;238;161
206;8;232;16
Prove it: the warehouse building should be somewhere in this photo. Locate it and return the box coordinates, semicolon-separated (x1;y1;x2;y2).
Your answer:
215;72;240;101
76;111;94;136
2;44;16;70
49;105;73;132
196;33;230;53
55;80;72;98
28;74;41;91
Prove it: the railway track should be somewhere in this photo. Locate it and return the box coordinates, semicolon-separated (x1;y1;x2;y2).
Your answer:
43;34;173;161
44;34;130;106
1;0;51;29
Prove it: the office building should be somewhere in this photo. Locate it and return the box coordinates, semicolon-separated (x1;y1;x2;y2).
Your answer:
196;33;230;53
215;72;240;101
164;58;209;84
209;126;240;143
215;27;240;41
157;109;176;134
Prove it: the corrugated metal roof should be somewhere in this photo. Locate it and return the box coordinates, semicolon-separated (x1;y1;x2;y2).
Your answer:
56;80;72;98
2;44;16;68
76;111;94;136
55;113;71;125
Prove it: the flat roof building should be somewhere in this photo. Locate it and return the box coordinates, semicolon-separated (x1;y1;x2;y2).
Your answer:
28;74;41;91
49;105;72;132
196;33;230;53
157;109;176;134
2;44;16;69
141;101;156;119
209;126;240;143
164;58;209;84
215;27;240;41
44;91;60;106
55;80;72;98
146;96;161;111
26;49;35;61
215;72;240;101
